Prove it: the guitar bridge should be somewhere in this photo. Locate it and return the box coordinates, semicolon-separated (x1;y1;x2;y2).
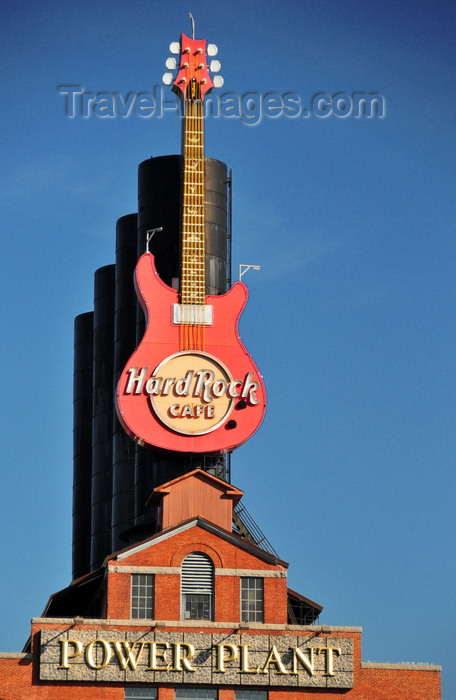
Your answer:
172;303;213;326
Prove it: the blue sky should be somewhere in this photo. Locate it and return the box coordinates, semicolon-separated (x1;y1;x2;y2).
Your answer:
1;0;455;697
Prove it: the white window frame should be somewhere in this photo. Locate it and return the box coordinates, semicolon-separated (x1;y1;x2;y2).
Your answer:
130;573;154;620
181;552;214;621
240;576;264;623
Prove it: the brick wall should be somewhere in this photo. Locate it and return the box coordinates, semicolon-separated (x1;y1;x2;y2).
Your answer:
0;522;441;698
0;652;441;700
360;663;441;699
107;523;289;624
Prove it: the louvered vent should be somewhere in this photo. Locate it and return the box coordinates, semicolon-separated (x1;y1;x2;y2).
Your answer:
181;552;214;620
182;552;214;593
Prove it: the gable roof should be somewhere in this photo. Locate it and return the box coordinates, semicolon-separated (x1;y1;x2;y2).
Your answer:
146;468;243;503
110;516;289;568
146;469;244;532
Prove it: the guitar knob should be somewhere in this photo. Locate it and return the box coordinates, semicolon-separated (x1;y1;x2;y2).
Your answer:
210;60;221;73
213;75;224;88
169;41;180;55
165;57;177;70
207;43;218;56
162;72;173;85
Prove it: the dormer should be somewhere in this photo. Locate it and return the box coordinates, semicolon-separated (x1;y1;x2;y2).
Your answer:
146;468;243;532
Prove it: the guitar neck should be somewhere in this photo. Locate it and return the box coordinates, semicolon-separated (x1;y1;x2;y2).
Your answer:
181;95;205;306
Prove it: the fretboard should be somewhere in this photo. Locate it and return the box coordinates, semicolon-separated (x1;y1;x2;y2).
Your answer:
181;96;205;306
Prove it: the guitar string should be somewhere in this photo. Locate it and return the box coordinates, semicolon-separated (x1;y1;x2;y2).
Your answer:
181;92;206;352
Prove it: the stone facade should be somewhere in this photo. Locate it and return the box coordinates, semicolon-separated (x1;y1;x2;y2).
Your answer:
39;628;354;688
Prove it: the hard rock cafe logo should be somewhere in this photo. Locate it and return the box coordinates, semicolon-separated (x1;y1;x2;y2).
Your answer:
125;351;260;436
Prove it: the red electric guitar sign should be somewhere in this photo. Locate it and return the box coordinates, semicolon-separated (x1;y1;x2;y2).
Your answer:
116;33;266;453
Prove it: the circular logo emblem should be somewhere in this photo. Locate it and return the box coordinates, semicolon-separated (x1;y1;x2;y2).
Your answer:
149;351;235;436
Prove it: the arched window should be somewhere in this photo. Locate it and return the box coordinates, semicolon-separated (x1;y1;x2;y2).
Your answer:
181;552;214;620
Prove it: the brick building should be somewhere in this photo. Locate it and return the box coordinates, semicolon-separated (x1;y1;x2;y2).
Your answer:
0;29;442;700
0;469;441;698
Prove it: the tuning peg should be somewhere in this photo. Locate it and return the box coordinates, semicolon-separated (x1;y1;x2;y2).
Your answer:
207;43;218;57
210;60;221;73
169;42;180;54
213;75;224;88
162;73;173;86
165;57;177;70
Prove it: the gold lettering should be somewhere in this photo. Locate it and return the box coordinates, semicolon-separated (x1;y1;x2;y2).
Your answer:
318;646;341;676
147;641;170;671
58;639;83;668
53;635;346;680
171;642;196;671
261;645;288;675
215;643;239;672
113;641;146;670
290;646;314;675
240;644;259;674
85;639;112;669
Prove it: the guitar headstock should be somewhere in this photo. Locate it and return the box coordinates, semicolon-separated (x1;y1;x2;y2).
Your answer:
162;33;223;101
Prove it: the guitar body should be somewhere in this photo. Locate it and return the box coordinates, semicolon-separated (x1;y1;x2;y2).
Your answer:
116;253;266;453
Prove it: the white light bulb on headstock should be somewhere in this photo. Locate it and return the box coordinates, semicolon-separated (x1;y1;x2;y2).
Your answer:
166;57;177;70
210;60;221;73
169;42;180;55
213;75;224;88
207;44;218;57
162;73;173;86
